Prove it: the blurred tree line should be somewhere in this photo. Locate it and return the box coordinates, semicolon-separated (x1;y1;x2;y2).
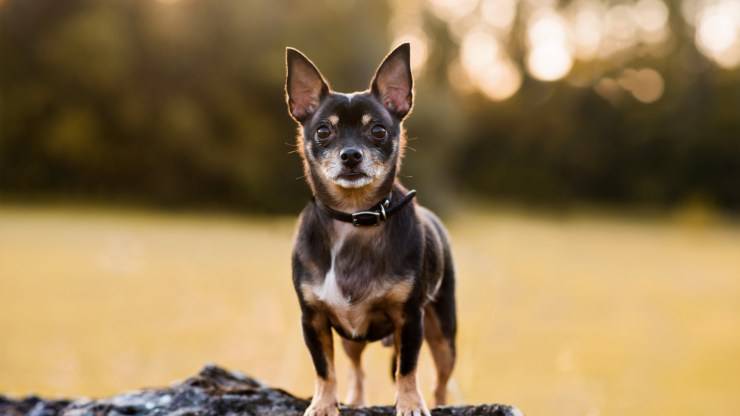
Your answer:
1;0;739;214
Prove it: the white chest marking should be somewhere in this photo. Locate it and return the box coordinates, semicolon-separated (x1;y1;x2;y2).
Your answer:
316;223;351;303
304;223;413;338
313;223;370;337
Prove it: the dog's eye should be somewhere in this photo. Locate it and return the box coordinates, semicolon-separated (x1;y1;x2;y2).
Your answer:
315;125;332;141
371;125;387;140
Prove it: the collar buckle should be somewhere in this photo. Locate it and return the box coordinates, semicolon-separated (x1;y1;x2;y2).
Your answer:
351;210;381;227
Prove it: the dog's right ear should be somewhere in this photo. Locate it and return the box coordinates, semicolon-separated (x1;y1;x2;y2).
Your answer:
285;48;330;123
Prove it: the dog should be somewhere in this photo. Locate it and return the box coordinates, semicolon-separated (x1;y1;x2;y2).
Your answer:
285;43;456;416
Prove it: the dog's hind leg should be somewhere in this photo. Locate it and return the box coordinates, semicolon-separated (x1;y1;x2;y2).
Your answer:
424;303;456;406
341;339;367;407
424;264;457;406
390;349;397;381
391;305;429;416
381;334;397;381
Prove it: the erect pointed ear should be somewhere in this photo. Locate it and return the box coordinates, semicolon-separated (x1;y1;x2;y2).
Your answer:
285;48;330;123
370;43;413;119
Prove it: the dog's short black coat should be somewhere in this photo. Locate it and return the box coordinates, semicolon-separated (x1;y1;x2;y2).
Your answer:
285;43;456;416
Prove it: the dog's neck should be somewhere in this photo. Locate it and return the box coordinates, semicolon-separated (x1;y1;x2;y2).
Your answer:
323;185;389;212
309;165;398;213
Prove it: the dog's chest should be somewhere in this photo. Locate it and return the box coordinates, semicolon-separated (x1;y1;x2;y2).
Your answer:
303;223;411;337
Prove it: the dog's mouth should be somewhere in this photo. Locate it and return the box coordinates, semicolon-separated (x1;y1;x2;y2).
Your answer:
337;171;368;180
333;170;373;189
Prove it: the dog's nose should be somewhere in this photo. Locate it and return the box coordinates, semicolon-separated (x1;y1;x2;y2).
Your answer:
340;147;363;168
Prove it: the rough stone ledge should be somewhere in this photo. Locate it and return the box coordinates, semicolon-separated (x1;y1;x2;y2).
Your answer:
0;365;523;416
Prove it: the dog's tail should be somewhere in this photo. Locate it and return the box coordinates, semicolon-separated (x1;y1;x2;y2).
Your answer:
382;334;396;380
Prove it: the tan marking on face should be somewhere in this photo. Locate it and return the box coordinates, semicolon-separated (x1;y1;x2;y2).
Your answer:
361;114;372;125
328;115;339;126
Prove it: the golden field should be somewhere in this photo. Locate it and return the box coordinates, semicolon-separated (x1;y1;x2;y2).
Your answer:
1;204;739;416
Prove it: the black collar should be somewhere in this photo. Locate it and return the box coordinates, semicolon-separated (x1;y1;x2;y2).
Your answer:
314;190;417;227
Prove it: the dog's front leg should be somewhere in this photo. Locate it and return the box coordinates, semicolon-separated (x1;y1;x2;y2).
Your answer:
394;306;430;416
302;310;338;416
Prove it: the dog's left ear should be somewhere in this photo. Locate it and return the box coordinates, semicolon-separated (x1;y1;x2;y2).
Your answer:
370;43;413;119
286;47;330;123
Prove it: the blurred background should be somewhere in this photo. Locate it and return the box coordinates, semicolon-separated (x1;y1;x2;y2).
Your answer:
1;0;739;415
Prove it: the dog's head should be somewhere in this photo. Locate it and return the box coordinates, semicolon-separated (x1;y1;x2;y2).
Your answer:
285;44;413;208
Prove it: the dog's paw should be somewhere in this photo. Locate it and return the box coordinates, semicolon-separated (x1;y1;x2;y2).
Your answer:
395;393;430;416
304;400;339;416
345;389;365;407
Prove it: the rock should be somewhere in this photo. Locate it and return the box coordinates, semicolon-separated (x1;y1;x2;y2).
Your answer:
0;365;522;416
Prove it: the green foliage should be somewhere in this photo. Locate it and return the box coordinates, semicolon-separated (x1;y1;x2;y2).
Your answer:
0;0;739;212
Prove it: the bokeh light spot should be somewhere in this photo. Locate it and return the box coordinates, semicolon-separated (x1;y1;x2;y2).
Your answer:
633;0;669;33
527;10;568;46
459;26;522;100
695;1;740;68
618;68;665;103
570;0;604;60
527;44;573;81
392;30;430;73
476;59;523;101
428;0;479;21
461;27;500;74
526;10;573;81
481;0;518;32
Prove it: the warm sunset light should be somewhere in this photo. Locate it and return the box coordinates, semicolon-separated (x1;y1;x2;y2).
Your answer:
476;59;522;100
526;10;573;81
393;30;430;73
619;67;665;103
481;0;518;32
387;0;740;101
634;0;669;33
461;28;499;75
527;44;573;81
527;9;569;47
384;0;740;100
601;4;638;57
569;0;604;60
695;0;740;68
459;26;523;100
428;0;478;21
3;2;740;416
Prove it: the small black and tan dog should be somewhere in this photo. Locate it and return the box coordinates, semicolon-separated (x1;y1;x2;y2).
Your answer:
285;43;456;416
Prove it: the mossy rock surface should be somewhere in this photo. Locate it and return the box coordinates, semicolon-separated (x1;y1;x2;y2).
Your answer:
0;365;522;416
